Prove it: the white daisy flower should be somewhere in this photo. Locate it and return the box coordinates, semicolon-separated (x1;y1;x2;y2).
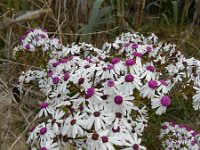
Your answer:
123;133;146;150
48;110;65;135
85;87;103;104
83;104;108;131
40;140;59;150
124;59;142;75
38;123;55;143
151;94;171;115
86;129;123;150
62;113;85;138
38;101;54;117
140;63;157;81
103;79;120;95
192;86;200;110
117;74;142;95
26;125;40;144
140;80;159;99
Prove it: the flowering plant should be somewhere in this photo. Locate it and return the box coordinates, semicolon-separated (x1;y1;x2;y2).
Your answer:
14;29;200;149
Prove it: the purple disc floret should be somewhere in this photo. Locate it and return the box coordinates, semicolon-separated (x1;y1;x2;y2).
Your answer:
101;136;108;143
29;126;35;132
146;65;155;72
133;144;139;150
40;147;47;150
132;43;138;49
107;80;115;87
125;59;136;66
114;95;123;105
40;127;47;135
40;102;48;109
146;46;152;51
161;95;171;107
148;80;158;89
133;52;143;58
86;87;95;98
160;79;168;86
111;57;121;64
52;76;60;84
64;73;70;81
93;111;101;117
106;64;114;70
125;74;134;82
25;44;30;50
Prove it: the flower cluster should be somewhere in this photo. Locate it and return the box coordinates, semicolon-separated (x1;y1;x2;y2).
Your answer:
14;29;200;149
160;122;200;149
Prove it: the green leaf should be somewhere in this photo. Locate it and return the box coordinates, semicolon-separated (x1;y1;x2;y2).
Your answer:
80;0;114;42
171;1;178;25
97;17;114;25
161;13;170;26
63;107;69;113
99;6;113;18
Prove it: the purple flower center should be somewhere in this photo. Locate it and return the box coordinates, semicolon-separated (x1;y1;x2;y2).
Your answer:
59;58;68;63
115;112;122;118
92;133;99;140
70;107;75;112
161;95;171;107
85;58;92;63
185;126;192;131
64;73;70;81
84;65;90;69
70;119;76;126
124;43;130;48
40;127;47;135
111;58;121;64
41;34;46;39
93;111;101;117
106;64;114;70
79;105;84;111
98;56;104;61
146;46;152;51
192;131;198;137
86;87;95;98
114;95;123;105
133;144;139;150
40;102;48;109
148;80;158;89
107;80;115;87
125;59;136;66
52;76;60;84
52;61;60;67
48;70;53;77
132;43;138;49
40;147;47;150
125;74;134;82
78;78;84;85
146;65;155;72
191;141;196;146
161;125;168;130
133;52;143;58
29;126;35;132
25;44;30;50
160;79;168;86
101;136;108;143
35;37;39;41
112;126;120;132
